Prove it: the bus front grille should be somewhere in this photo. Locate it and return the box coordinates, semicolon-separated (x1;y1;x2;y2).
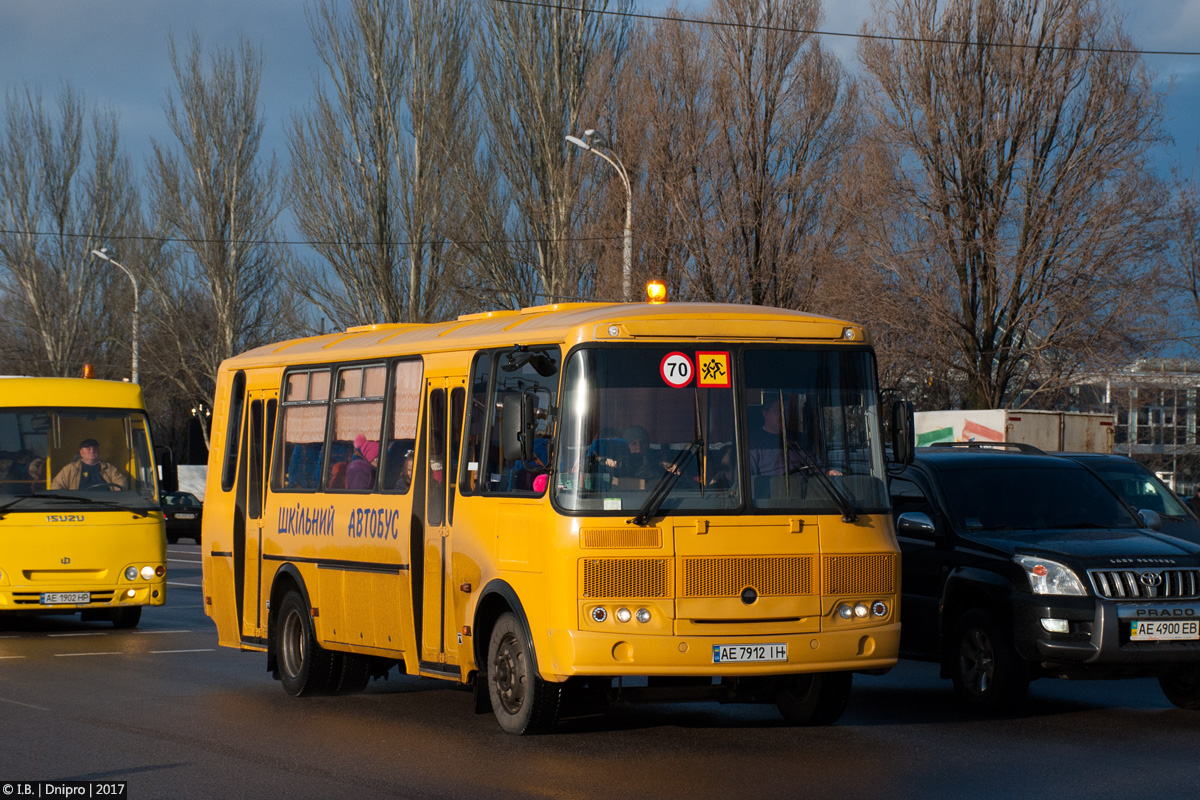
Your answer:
680;556;814;597
581;558;673;599
823;555;895;595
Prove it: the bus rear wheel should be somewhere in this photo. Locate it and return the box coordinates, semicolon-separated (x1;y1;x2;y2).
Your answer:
486;612;560;734
275;589;333;696
775;671;852;725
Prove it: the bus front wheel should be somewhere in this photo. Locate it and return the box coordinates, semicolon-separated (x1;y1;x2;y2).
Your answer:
275;589;333;696
486;612;560;734
109;606;141;629
775;671;852;725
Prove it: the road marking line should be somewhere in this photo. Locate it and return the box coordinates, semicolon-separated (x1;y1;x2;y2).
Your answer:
149;649;214;654
168;581;202;587
134;629;193;634
0;697;49;711
0;655;27;659
49;632;108;638
169;558;203;564
54;652;120;657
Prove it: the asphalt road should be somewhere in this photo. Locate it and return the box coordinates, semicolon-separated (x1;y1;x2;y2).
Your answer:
3;544;1200;800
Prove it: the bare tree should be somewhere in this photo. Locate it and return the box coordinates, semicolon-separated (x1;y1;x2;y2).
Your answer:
0;85;139;378
148;34;295;446
288;0;473;328
606;0;858;309
853;0;1170;409
473;0;633;304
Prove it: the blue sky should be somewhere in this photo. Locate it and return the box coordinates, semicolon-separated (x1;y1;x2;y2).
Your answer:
2;0;1197;204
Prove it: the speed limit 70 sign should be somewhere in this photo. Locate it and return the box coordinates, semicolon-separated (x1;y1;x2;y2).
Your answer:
660;352;693;388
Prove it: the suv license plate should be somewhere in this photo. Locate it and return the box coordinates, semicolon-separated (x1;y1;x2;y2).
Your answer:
712;643;788;663
1131;620;1200;641
41;592;90;605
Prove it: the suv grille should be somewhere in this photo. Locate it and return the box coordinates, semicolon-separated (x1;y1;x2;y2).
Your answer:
1089;569;1200;600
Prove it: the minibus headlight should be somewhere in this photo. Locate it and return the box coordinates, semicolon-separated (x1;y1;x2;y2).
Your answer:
591;606;607;623
141;566;156;580
615;608;632;623
125;567;139;581
635;608;651;623
854;603;870;618
155;565;165;577
837;603;854;619
872;601;889;617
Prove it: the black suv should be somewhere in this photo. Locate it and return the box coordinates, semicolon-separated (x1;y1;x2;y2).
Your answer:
891;444;1200;712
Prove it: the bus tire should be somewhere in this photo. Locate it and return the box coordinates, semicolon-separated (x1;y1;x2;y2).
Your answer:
775;671;852;725
486;612;560;734
110;606;142;629
275;589;333;697
330;652;371;695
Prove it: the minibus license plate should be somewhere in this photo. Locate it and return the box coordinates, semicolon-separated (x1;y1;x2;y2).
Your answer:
1130;620;1200;641
42;592;90;605
712;643;787;663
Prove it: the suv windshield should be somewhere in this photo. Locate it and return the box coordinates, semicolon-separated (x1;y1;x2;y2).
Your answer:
937;464;1140;532
1082;459;1193;519
553;345;888;515
0;409;158;510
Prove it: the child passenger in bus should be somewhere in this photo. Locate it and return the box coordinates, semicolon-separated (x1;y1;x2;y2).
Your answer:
346;435;380;490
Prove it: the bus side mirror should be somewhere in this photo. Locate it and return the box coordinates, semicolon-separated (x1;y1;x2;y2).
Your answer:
501;393;536;463
891;400;915;465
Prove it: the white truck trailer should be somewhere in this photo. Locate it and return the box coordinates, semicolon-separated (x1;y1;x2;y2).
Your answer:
914;409;1115;453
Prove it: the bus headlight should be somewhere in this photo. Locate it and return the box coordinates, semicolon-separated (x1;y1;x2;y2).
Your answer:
140;566;156;580
872;601;889;617
635;608;651;624
591;606;608;623
615;608;632;623
837;603;854;619
854;603;870;618
125;567;139;581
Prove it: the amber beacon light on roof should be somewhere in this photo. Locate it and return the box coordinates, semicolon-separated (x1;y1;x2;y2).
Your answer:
645;280;667;304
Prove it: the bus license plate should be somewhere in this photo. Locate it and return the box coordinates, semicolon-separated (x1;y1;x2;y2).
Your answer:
41;592;90;605
1131;620;1200;641
712;643;788;663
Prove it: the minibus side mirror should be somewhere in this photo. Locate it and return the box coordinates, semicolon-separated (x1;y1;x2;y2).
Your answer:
891;399;915;465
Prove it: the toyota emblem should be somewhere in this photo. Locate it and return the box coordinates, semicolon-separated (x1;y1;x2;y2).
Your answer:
1139;571;1163;588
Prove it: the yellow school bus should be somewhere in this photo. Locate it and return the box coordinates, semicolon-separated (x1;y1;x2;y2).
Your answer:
202;300;909;732
0;377;166;628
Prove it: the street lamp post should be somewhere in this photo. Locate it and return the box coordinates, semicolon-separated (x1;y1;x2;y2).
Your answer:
566;129;633;302
91;247;138;384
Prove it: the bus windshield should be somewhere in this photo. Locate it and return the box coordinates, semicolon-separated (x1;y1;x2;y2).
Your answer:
0;409;158;509
553;346;888;515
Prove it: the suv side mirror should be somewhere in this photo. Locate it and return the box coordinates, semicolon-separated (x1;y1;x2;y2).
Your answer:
501;392;536;463
1138;508;1163;531
891;400;915;465
896;511;936;537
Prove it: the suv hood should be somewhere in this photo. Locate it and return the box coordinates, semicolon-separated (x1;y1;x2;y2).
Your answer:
961;527;1200;563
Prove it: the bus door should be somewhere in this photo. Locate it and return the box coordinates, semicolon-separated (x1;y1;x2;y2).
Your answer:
419;377;465;671
237;389;277;640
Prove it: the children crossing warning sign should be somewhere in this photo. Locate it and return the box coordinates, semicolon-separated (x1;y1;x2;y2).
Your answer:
696;351;731;388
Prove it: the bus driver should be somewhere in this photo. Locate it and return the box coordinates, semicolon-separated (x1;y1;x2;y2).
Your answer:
51;438;130;491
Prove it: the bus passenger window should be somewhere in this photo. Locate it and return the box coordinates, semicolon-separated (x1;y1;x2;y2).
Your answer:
486;347;559;495
278;369;330;491
327;364;386;492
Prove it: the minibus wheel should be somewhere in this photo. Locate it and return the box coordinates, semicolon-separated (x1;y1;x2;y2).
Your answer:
110;607;141;629
276;589;333;696
486;612;560;734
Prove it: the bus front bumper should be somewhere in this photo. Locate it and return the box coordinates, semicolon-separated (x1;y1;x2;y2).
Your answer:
541;622;900;681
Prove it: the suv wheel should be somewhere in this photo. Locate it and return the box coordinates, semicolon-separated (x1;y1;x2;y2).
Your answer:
950;609;1028;714
1159;666;1200;710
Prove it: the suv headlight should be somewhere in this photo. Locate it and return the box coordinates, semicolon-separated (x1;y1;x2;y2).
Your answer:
1015;555;1087;596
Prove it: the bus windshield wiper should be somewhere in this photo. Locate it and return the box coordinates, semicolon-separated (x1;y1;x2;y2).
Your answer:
0;495;38;520
630;441;700;527
789;447;858;523
32;491;151;518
